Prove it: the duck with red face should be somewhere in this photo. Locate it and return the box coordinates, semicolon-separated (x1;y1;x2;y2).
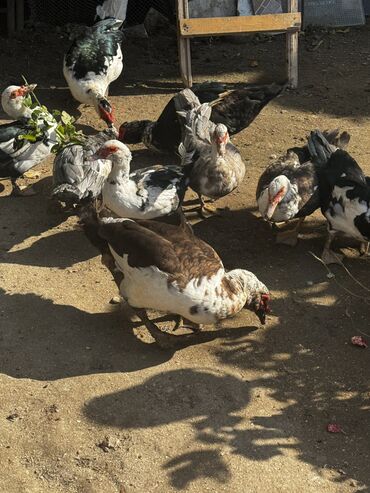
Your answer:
63;18;123;128
1;84;37;120
0;83;57;196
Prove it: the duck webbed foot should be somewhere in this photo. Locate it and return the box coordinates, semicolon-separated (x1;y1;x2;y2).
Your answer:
11;179;37;197
274;217;305;247
321;231;344;265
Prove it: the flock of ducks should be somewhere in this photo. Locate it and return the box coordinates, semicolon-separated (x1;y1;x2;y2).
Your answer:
1;18;370;348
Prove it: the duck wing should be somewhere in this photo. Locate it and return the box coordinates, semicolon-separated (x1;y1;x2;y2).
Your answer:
65;19;124;79
52;130;114;204
208;81;286;135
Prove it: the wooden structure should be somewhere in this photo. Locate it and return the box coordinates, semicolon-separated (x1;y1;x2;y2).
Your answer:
177;0;301;88
0;0;24;34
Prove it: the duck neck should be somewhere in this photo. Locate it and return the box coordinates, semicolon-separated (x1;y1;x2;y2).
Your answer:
108;153;131;182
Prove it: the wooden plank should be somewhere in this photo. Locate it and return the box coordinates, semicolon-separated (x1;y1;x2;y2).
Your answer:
177;0;193;88
286;0;299;88
179;12;301;37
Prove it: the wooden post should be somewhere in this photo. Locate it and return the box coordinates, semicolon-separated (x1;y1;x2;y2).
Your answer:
7;0;16;35
287;0;299;88
177;0;193;88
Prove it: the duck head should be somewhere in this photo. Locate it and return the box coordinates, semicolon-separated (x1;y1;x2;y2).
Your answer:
1;84;37;119
232;270;270;325
264;175;291;220
93;140;132;168
212;124;229;157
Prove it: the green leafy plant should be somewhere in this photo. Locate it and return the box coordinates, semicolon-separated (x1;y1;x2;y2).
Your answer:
16;75;86;154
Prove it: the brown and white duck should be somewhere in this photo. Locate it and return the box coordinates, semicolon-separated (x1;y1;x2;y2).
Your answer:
80;206;270;348
119;81;286;153
175;89;246;214
0;84;57;196
96;140;191;219
256;129;350;245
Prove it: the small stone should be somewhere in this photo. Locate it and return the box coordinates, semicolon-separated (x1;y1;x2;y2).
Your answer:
6;413;20;422
97;436;119;453
269;154;277;159
306;281;314;286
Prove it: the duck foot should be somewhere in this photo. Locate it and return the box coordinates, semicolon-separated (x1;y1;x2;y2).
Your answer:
275;229;299;247
11;184;37;196
133;309;198;349
321;248;344;265
359;242;369;256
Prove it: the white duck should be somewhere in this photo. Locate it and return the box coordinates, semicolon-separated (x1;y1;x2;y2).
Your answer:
0;84;57;196
80;207;270;348
175;89;246;214
97;140;191;220
63;18;124;127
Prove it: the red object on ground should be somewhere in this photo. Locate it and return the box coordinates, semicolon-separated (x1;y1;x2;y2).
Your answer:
351;336;368;348
327;423;343;433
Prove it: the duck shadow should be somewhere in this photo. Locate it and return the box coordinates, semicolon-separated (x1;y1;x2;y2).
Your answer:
0;176;67;249
0;288;259;381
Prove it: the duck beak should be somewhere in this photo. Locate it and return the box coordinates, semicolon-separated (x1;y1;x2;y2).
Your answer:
265;201;278;220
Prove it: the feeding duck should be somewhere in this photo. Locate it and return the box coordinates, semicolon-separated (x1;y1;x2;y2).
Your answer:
256;129;350;246
96;140;190;219
175;88;245;214
308;130;370;265
0;84;57;196
119;81;286;153
63;18;124;127
52;127;117;208
80;206;270;348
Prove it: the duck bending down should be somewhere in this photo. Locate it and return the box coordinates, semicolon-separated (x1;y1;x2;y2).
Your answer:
119;81;286;153
52;128;118;208
63;18;124;127
175;88;245;214
256;129;350;246
0;84;57;196
308;130;370;265
80;206;270;348
95;140;190;219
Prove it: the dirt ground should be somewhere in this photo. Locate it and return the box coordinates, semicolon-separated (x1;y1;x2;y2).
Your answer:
0;19;370;493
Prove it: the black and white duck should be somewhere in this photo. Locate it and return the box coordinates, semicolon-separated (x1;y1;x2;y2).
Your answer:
96;140;190;219
256;129;350;245
63;18;124;127
0;84;57;196
175;88;245;214
118;81;286;153
80;206;270;348
52;127;117;208
308;130;370;264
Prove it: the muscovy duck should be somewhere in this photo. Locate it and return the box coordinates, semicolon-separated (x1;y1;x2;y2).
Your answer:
1;84;36;119
80;206;270;348
118;81;286;153
0;84;57;196
175;88;245;214
95;140;190;219
256;129;350;245
52;128;117;207
308;130;370;264
63;18;124;127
